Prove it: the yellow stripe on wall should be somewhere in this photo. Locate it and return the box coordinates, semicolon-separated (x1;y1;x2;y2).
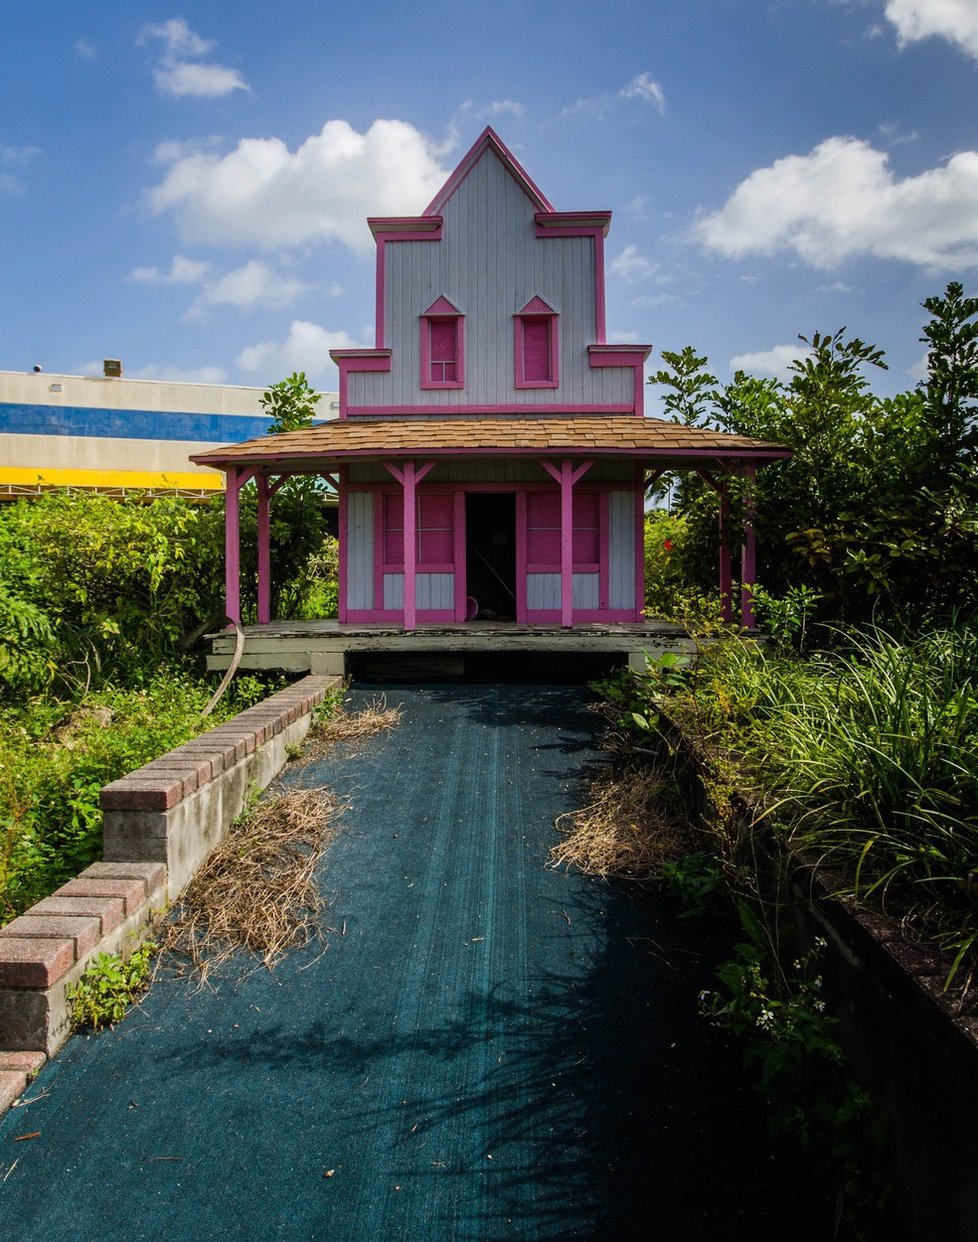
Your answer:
0;467;225;490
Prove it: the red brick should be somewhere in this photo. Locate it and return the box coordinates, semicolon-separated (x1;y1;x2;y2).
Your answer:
31;895;125;936
141;754;214;784
132;767;199;796
54;876;147;916
0;937;75;988
169;745;227;776
100;778;184;812
0;1051;46;1074
0;914;101;959
80;861;166;891
0;1071;27;1112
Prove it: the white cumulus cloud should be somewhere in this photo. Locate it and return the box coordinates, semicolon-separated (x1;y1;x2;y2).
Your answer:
620;72;666;114
695;137;978;269
884;0;978;61
610;244;660;282
139;17;249;99
237;320;362;383
196;260;310;310
147;119;450;253
729;344;808;380
128;254;212;285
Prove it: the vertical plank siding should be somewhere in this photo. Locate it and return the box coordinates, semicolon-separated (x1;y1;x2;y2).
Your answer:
348;147;633;410
608;490;636;610
346;491;375;610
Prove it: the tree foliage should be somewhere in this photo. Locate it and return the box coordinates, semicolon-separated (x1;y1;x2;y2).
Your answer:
647;282;978;630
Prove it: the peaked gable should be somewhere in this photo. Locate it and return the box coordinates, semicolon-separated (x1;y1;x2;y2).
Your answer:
423;127;555;217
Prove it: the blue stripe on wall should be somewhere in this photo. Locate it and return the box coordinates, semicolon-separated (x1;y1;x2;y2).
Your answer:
0;404;329;444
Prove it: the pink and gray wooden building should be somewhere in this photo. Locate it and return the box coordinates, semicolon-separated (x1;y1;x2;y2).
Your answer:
194;129;788;635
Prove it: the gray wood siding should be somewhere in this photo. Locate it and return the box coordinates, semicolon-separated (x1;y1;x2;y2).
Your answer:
383;574;404;609
609;490;636;609
416;574;454;610
349;147;634;410
346;490;374;610
527;573;560;610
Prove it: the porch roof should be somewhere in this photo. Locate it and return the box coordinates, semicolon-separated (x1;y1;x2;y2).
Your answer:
190;414;790;474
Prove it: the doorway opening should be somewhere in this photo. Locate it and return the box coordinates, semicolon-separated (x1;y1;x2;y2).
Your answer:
465;493;517;621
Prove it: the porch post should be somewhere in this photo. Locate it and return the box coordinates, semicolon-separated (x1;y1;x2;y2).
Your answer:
224;467;242;626
718;491;734;624
540;458;593;629
402;460;417;631
740;464;758;630
257;471;271;625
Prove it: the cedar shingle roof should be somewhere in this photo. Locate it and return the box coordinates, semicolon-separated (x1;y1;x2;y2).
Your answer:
191;416;789;472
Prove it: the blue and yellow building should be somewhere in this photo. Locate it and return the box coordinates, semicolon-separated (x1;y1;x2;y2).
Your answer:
0;368;339;499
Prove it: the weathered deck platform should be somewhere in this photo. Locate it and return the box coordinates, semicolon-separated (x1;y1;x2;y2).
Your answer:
206;619;694;675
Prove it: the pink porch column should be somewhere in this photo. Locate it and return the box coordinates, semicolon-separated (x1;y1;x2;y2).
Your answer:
224;467;244;626
383;460;435;631
542;458;593;628
257;472;271;625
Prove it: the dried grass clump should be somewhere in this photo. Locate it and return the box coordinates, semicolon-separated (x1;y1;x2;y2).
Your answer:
301;697;402;761
551;765;690;882
162;786;344;980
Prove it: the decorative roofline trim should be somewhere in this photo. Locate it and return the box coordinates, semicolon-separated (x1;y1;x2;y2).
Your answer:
423;126;555;217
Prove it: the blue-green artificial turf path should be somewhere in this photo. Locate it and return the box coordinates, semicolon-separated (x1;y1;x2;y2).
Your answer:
0;684;814;1241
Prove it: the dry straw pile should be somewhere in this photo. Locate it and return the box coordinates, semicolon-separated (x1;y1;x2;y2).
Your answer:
163;696;402;979
551;763;690;882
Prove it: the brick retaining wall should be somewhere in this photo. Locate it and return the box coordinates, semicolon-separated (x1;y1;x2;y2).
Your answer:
0;674;336;1093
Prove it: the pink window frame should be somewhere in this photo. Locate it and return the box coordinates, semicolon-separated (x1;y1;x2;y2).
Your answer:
420;297;464;390
514;298;559;390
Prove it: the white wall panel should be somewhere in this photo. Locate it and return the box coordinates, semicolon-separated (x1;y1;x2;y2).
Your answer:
527;574;561;610
573;573;599;609
383;574;404;609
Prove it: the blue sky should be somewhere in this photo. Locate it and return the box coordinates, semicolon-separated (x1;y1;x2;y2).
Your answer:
2;0;976;410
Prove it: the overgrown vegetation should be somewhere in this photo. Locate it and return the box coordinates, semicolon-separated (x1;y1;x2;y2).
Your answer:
67;940;157;1032
0;373;342;923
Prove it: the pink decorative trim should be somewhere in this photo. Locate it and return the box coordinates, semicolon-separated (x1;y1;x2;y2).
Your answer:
525;609;637;624
423;127;555;216
719;493;733;623
345;403;636;417
634;464;645;620
338;468;348;622
331;351;392;420
515;490;528;622
534;212;612;236
740;463;758;629
453;491;466;621
587;345;653;365
514;298;559;389
594;229;607;344
368;216;443;237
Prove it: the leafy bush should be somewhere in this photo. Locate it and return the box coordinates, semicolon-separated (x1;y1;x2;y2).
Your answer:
0;670;276;923
67;941;157;1031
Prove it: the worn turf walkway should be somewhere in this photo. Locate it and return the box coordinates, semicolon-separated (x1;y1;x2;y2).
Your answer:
0;684;808;1241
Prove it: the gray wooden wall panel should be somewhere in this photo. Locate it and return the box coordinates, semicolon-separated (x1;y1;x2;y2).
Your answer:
609;490;636;609
347;490;374;609
383;574;404;609
573;573;599;609
349;147;636;410
527;573;561;610
416;574;454;610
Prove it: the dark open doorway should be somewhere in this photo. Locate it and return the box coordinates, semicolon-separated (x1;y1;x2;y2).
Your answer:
465;493;517;621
